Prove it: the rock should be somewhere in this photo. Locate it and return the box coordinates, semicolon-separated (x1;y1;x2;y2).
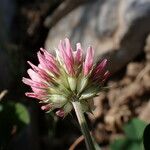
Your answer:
45;0;150;74
126;62;144;78
139;102;150;123
145;34;150;61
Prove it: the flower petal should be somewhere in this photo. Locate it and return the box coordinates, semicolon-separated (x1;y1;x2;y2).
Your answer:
64;38;73;62
25;92;40;99
83;46;94;76
41;104;52;111
22;77;47;92
56;109;65;117
37;51;59;75
27;69;42;82
40;48;56;64
102;70;110;82
93;59;108;80
28;61;50;81
58;39;75;75
75;43;82;63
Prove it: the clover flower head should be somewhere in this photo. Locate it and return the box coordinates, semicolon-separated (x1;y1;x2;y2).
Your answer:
22;38;110;117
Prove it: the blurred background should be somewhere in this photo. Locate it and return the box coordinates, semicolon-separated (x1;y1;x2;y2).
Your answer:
0;0;150;149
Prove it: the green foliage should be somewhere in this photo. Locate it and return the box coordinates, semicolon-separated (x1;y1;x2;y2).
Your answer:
14;103;30;124
0;101;30;148
110;118;147;150
124;118;146;141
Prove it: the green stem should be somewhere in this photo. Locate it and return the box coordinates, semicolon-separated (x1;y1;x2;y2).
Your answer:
72;101;95;150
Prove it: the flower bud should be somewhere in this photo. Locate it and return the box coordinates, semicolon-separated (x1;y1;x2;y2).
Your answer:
50;94;67;107
79;87;99;100
63;102;73;115
77;76;88;94
68;76;76;91
56;109;65;117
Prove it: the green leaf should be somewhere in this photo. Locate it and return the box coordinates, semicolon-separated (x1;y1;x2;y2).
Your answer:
15;103;30;124
0;102;30;147
111;139;143;150
123;118;147;141
110;138;127;150
127;142;143;150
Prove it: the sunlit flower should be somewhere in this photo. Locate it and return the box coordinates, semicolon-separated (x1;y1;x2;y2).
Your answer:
22;38;109;117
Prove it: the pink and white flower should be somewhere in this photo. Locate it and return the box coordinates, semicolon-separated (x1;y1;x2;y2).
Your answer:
23;38;109;117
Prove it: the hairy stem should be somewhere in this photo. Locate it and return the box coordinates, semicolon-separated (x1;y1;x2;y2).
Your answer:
72;101;95;150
